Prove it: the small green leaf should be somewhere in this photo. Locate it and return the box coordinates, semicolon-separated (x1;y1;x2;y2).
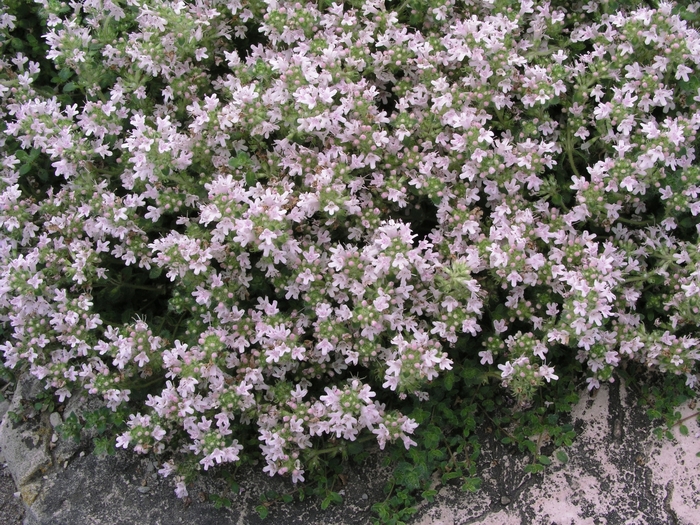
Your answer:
680;217;696;229
14;150;29;162
228;151;251;168
422;425;442;450
93;436;115;456
461;477;482;492
321;495;332;510
538;455;551;466
443;371;455;391
410;408;429;424
256;505;268;519
372;502;390;521
555;450;569;464
421;489;437;501
429;448;445;461
524;463;544;474
441;471;461;483
679;425;689;436
63;82;76;93
522;439;537;454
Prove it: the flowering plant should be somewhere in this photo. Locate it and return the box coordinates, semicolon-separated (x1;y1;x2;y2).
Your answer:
1;0;699;513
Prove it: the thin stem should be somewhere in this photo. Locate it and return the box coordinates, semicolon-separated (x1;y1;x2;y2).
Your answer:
672;411;699;428
305;434;375;458
484;410;517;442
122;374;166;390
393;0;413;15
171;313;186;339
382;480;395;504
616;217;655;226
624;275;651;284
532;424;546;460
108;279;165;292
493;107;508;129
566;131;581;179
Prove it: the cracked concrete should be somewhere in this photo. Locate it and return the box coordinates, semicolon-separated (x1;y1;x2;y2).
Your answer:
0;375;697;525
410;380;699;525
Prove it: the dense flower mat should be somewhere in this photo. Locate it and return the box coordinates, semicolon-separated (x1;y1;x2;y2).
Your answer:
0;0;699;503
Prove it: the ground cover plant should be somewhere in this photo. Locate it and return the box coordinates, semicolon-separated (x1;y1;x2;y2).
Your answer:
1;0;699;522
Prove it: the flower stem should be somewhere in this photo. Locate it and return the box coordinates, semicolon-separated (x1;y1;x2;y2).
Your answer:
566;131;581;179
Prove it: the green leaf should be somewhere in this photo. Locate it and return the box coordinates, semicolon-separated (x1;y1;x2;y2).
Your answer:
58;68;73;81
421;489;437;501
555;450;569;464
28;148;40;162
14;150;29;162
422;425;442;450
429;448;445;461
522;439;537;454
443;371;455;391
680;217;696;229
229;152;251;168
410;408;430;425
461;477;482;492
321;495;332;510
245;171;256;186
256;505;268;519
441;471;461;483
93;436;115;456
524;463;545;474
372;502;390;521
19;163;32;176
679;425;689;436
538;455;551;466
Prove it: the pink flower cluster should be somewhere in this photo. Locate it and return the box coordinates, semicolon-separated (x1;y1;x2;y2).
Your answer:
1;0;699;496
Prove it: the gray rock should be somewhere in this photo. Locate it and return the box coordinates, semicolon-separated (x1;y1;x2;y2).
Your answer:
0;399;10;420
48;414;61;429
0;376;52;505
20;444;389;525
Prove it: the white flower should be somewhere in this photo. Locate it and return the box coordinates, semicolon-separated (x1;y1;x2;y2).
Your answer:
539;365;559;383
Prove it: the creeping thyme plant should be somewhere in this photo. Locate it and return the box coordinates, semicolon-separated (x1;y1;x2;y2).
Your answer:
1;0;700;520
